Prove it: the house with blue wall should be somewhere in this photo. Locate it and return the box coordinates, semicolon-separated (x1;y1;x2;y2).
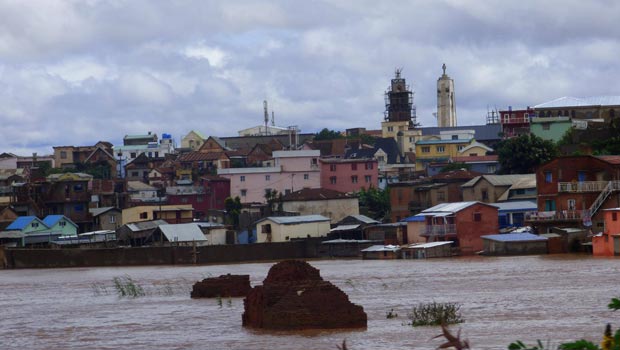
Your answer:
490;201;537;229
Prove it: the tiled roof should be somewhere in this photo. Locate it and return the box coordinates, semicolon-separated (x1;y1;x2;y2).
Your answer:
452;155;498;163
462;174;535;188
281;188;354;201
596;155;620;165
178;151;228;162
257;215;330;225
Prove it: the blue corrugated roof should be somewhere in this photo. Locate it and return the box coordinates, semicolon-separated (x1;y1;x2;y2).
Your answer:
482;232;547;242
6;216;42;230
42;215;64;227
402;216;425;222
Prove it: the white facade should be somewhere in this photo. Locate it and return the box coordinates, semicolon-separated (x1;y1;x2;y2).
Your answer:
255;215;331;243
218;150;321;203
437;64;457;127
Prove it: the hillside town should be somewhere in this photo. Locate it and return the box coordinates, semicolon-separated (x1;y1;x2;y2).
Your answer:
2;66;620;262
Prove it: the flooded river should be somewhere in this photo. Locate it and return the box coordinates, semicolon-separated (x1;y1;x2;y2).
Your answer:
1;255;619;349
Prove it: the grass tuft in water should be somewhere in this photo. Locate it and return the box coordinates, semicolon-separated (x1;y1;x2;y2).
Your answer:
112;275;145;298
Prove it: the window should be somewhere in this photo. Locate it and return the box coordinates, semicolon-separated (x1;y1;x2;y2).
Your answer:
330;176;337;184
240;189;247;197
365;175;372;183
130;152;137;158
613;212;618;222
32;222;39;228
487;165;497;173
181;197;188;203
148;152;152;157
197;196;204;203
577;171;586;182
436;146;445;153
154;152;159;158
451;135;458;140
457;145;465;151
132;171;139;177
387;126;394;132
109;215;116;224
303;174;309;180
482;189;489;201
74;204;84;212
73;184;83;192
437;191;445;201
365;162;373;170
60;151;67;159
265;175;270;181
59;221;66;227
409;137;414;143
311;158;318;166
545;171;553;183
240;175;246;182
351;163;357;171
351;175;358;184
330;164;337;171
421;146;430;153
567;199;576;211
262;224;272;233
377;156;385;163
474;212;482;222
139;212;148;219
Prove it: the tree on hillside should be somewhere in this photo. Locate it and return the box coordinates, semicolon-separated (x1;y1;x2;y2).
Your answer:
224;196;243;228
497;134;558;174
358;187;390;221
314;128;343;140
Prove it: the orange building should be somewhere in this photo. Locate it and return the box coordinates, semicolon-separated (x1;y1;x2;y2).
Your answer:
592;208;620;256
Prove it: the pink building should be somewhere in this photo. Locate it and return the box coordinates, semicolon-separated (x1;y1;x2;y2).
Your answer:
217;150;321;203
320;158;379;193
592;208;620;256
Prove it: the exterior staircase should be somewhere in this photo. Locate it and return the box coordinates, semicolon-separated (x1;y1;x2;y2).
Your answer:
588;181;620;218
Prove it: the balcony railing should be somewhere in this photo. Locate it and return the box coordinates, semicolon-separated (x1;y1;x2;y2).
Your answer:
558;181;608;193
502;116;530;124
525;210;586;222
421;224;456;236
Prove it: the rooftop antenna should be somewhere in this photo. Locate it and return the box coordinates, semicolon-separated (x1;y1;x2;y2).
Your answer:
271;111;275;126
263;100;269;135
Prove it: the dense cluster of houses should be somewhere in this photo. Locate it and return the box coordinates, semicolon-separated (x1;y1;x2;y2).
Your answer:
2;70;620;259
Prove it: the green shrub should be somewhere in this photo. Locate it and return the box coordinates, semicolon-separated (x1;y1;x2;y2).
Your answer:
407;302;463;327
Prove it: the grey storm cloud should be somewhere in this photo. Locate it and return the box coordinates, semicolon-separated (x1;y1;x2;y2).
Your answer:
0;0;619;155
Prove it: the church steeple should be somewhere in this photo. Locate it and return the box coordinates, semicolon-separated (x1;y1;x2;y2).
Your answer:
437;63;457;127
384;68;417;126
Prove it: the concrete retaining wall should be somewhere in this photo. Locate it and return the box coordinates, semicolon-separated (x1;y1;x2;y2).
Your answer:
3;239;322;269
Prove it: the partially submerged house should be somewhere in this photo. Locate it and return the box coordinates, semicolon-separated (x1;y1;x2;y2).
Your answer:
152;223;209;246
328;214;379;240
360;244;401;259
401;241;454;259
482;232;548;256
416;201;499;255
255;215;331;243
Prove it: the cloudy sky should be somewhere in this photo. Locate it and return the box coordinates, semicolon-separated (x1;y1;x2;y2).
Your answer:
1;0;619;155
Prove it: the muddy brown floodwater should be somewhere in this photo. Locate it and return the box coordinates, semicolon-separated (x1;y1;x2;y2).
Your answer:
1;255;619;350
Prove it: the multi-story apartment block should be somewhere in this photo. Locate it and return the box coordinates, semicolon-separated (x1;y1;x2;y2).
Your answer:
114;132;175;178
319;158;378;193
499;107;532;139
525;155;620;234
217;150;321;203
